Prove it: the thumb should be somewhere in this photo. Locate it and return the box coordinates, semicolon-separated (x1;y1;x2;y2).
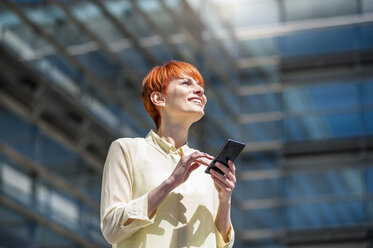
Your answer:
184;162;200;180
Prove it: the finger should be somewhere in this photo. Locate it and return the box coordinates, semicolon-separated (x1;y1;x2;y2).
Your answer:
184;162;201;179
193;157;213;166
228;160;236;175
185;162;201;179
210;169;235;189
184;151;202;165
186;151;213;165
190;162;201;171
204;153;214;159
215;162;236;183
225;161;236;183
186;151;209;161
211;174;233;192
214;162;230;175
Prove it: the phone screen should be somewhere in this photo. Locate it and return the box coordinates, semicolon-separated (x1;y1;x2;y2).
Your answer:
205;139;246;175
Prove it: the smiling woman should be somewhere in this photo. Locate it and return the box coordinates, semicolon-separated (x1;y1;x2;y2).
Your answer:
150;75;207;137
141;61;205;129
100;61;236;248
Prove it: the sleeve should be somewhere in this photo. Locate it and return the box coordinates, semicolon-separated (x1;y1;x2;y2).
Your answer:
215;224;235;248
100;140;156;244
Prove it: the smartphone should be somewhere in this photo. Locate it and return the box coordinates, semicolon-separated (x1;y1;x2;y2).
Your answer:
205;139;246;175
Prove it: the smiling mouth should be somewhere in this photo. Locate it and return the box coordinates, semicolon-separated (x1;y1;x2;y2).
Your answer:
188;98;203;105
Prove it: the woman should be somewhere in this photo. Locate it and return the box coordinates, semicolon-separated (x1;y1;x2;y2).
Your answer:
100;61;236;248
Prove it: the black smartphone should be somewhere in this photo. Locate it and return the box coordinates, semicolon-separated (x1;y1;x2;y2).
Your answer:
205;139;246;175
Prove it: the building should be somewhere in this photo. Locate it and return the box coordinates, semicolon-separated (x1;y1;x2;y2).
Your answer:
0;0;372;247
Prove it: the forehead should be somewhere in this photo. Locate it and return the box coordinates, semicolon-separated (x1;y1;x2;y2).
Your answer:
178;74;196;81
169;71;203;86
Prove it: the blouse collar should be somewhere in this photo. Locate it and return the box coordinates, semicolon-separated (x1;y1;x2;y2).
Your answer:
145;129;189;157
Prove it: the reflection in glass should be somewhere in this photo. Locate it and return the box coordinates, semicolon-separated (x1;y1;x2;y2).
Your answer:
284;0;358;21
287;169;363;198
287;200;364;228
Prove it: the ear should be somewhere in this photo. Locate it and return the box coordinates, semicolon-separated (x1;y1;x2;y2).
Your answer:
150;91;166;108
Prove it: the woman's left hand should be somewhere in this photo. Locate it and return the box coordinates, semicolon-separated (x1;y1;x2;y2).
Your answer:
210;160;236;203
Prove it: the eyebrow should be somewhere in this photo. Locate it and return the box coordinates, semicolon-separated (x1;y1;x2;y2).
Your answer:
180;77;201;85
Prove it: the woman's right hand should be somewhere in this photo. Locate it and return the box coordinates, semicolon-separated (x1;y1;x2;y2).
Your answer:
168;151;214;188
148;151;213;218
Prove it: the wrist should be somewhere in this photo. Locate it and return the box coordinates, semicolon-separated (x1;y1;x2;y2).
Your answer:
164;176;178;190
218;195;232;205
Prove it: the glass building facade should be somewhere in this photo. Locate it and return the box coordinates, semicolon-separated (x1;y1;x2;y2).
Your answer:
0;0;372;247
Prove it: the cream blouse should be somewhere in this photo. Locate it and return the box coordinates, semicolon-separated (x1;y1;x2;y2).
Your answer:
100;130;234;248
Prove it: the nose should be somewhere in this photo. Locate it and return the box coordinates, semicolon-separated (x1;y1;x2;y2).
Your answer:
193;82;204;96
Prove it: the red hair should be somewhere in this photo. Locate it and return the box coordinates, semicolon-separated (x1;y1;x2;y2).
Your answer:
141;61;204;129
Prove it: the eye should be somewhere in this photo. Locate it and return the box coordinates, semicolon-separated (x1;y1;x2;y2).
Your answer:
182;80;191;85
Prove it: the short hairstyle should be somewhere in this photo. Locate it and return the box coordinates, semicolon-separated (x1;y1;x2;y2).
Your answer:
141;61;204;129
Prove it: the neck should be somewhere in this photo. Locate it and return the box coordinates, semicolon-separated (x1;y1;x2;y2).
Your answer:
156;116;192;149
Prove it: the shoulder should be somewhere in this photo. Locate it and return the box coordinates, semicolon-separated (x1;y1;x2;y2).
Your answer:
106;137;148;165
111;137;147;151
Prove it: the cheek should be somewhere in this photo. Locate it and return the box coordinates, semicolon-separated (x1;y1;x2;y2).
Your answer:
167;95;187;108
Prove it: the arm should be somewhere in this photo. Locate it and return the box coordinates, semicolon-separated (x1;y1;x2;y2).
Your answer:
210;160;236;245
100;141;152;244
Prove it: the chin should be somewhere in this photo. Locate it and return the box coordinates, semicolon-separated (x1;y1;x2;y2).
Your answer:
189;110;205;122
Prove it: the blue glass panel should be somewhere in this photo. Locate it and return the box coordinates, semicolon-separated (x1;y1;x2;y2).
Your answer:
239;38;279;59
117;47;152;75
280;27;361;57
239;67;276;85
199;120;226;151
284;0;358;21
75;50;121;81
0;107;102;199
1;163;32;205
234;0;280;27
361;25;373;48
283;118;307;141
37;54;82;84
283;82;360;113
306;83;359;110
326;113;361;138
241;93;282;114
367;196;373;223
240;151;279;171
0;107;34;144
231;204;244;230
173;42;197;63
24;5;91;46
363;81;373;104
137;0;179;35
241;239;283;248
242;177;284;200
105;0;153;37
243;121;282;142
363;0;373;12
148;44;174;62
244;207;285;229
285;113;361;141
71;2;124;43
365;168;373;193
364;112;373;134
0;10;52;51
287;169;364;198
203;89;240;138
206;41;228;72
287;200;365;228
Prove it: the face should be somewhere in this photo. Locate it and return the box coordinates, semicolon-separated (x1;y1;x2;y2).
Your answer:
161;75;207;121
